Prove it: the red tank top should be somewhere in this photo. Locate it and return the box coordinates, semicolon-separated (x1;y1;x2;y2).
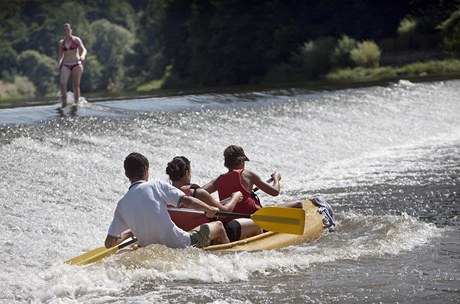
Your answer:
214;169;260;220
168;185;210;231
61;37;78;51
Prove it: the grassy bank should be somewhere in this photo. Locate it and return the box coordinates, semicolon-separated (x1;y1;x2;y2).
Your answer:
1;59;459;109
326;59;460;82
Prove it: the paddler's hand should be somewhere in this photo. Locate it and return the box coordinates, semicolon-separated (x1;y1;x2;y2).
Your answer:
122;230;134;239
271;171;281;182
205;206;219;218
231;191;243;202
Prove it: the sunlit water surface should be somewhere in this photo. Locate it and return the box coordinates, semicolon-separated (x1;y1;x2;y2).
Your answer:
0;80;458;303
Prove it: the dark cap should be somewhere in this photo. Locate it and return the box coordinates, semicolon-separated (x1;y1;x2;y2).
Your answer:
230;150;250;161
224;145;250;167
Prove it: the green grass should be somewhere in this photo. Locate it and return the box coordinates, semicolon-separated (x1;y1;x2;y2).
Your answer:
136;79;164;92
135;64;172;93
326;59;460;82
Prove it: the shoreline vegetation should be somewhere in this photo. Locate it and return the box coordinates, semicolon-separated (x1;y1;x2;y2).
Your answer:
2;1;459;110
1;58;459;110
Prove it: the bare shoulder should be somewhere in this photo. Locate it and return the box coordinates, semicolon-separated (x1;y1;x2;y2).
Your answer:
73;36;83;44
243;169;260;181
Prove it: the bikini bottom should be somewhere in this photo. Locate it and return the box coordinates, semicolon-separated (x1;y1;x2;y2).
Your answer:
63;61;82;71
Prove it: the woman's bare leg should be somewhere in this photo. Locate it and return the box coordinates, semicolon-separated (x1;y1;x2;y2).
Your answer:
59;67;71;107
72;65;83;104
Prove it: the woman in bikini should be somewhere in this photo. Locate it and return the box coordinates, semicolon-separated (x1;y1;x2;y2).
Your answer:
56;23;87;108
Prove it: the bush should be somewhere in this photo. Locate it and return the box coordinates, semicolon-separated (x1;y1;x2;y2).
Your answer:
397;17;417;36
0;76;35;99
350;41;381;68
17;50;55;96
331;35;358;68
290;37;336;78
14;75;36;97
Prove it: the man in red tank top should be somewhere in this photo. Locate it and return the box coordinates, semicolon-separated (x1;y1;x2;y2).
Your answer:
203;145;282;218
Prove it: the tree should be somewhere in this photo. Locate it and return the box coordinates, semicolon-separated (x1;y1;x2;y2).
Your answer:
0;43;18;81
84;0;138;33
438;9;460;57
0;1;27;81
80;55;104;92
90;19;135;88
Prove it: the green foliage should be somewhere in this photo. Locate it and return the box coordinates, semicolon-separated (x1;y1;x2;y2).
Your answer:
403;59;460;74
136;65;172;92
0;2;28;48
0;0;459;98
14;76;36;97
397;17;417;36
290;37;336;79
80;55;104;92
90;19;135;87
438;9;460;56
84;0;138;32
350;41;381;68
0;76;36;99
326;67;395;82
331;35;358;68
27;1;92;57
326;59;460;82
266;36;382;83
0;43;18;81
17;50;55;96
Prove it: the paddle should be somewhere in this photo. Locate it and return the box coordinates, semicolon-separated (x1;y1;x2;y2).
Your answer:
65;237;137;266
168;206;305;235
65;176;285;265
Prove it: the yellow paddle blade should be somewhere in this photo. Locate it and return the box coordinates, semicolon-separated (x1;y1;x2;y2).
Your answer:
65;238;137;266
65;246;107;265
250;207;305;235
65;246;118;266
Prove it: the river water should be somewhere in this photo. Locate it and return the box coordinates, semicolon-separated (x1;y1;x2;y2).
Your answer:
0;79;458;303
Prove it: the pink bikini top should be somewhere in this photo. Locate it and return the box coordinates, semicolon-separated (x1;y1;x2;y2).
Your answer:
61;37;78;52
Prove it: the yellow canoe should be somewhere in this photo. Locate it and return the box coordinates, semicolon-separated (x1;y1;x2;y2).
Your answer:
204;199;324;252
65;200;325;265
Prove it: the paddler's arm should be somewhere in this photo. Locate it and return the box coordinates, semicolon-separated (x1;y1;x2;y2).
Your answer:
217;191;243;211
104;229;134;248
202;178;217;194
195;189;243;212
179;196;219;218
250;171;281;196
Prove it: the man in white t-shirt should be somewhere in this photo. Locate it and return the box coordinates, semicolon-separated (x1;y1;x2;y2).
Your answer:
105;152;230;249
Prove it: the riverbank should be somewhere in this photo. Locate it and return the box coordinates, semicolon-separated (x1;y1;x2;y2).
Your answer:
1;61;459;110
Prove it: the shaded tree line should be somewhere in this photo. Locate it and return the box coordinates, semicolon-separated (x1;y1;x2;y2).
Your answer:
0;0;458;98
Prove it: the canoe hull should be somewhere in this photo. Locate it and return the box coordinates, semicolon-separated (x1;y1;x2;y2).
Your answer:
204;199;324;251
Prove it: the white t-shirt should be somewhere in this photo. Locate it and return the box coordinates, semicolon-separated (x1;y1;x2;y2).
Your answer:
108;180;191;248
